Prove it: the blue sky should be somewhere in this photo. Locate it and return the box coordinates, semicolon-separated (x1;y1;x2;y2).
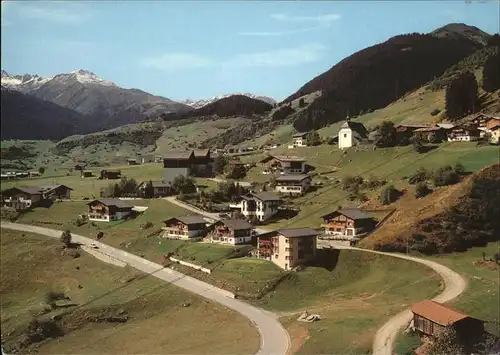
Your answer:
1;1;499;101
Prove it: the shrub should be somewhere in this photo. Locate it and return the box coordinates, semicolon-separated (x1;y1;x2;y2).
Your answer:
342;175;364;191
415;182;431;198
38;167;46;175
408;167;429;184
306;130;321;146
65;249;80;259
412;136;425;153
326;136;337;145
365;176;386;190
60;230;72;246
96;231;104;240
433;165;460;186
454;162;466;175
379;185;400;205
374;121;397;147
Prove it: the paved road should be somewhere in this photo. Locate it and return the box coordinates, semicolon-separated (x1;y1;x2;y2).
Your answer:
1;222;290;355
317;241;468;355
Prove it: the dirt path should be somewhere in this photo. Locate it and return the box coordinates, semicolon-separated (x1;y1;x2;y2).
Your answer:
318;241;467;355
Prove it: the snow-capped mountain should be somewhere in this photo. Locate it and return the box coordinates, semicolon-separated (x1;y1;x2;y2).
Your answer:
1;69;116;91
1;69;192;135
181;93;276;109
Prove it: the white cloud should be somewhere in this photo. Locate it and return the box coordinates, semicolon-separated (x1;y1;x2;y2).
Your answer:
239;12;340;37
227;43;327;68
142;53;214;72
13;1;93;24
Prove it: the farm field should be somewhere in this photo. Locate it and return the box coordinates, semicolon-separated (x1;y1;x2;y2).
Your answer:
0;229;259;354
395;242;500;354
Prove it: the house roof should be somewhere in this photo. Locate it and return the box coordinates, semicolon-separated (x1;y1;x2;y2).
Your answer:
39;184;73;191
88;198;133;208
321;208;372;221
165;215;207;225
275;174;310;182
139;180;169;188
3;186;42;195
486;118;500;130
277;227;319;238
414;126;444;132
219;219;253;230
340;121;369;138
411;300;472;326
274;155;306;162
163;151;194;160
436;123;455;129
250;191;281;201
193;149;210;157
396;124;431;129
292;132;308;138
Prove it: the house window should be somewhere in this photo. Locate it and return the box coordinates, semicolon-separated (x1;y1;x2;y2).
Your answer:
344;134;347;138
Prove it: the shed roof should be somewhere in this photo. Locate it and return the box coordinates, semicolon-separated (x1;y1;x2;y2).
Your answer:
3;187;42;195
165;215;207;225
88;198;133;208
250;191;281;201
274;155;306;162
275;174;310;182
163;151;194;160
414;126;444;132
411;300;471;326
292;132;308;138
219;219;253;230
39;184;73;191
193;149;210;157
278;228;319;238
321;208;372;221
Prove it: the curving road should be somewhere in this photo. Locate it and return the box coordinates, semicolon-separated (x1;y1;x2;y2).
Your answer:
318;241;468;355
1;222;290;355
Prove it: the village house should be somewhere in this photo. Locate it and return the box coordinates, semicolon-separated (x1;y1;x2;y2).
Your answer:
411;300;484;351
274;174;312;196
1;184;73;210
154;155;163;163
447;124;480;142
256;228;319;270
486;118;500;144
470;113;498;136
163;149;214;184
127;158;139;165
288;132;308;148
206;219;253;245
192;149;214;176
87;198;133;222
395;124;432;142
338;120;369;149
162;216;208;240
136;180;171;197
229;191;282;222
163;150;195;184
259;155;307;175
100;169;121;180
413;126;448;142
321;208;375;240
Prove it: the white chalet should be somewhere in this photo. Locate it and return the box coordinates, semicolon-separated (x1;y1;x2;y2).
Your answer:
288;132;308;148
275;174;312;196
229;192;282;222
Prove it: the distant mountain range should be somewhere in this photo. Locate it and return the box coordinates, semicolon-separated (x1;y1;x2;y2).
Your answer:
180;93;276;109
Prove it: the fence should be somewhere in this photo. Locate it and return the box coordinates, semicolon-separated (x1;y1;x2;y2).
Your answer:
169;257;212;274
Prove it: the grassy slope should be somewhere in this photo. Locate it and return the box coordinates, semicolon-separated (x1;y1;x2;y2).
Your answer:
395;242;500;354
263;250;440;354
0;229;259;354
256;142;498;230
156;117;250;152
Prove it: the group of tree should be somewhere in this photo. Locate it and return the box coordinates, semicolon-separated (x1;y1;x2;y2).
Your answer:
379;185;401;205
306;130;321;146
226;163;247;180
408;163;465;188
171;175;196;195
482;52;500;92
445;71;478;120
139;180;155;198
373;121;398;148
101;177;138;198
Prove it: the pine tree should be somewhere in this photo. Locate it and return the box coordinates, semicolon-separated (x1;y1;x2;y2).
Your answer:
445;71;478;120
482;53;500;93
